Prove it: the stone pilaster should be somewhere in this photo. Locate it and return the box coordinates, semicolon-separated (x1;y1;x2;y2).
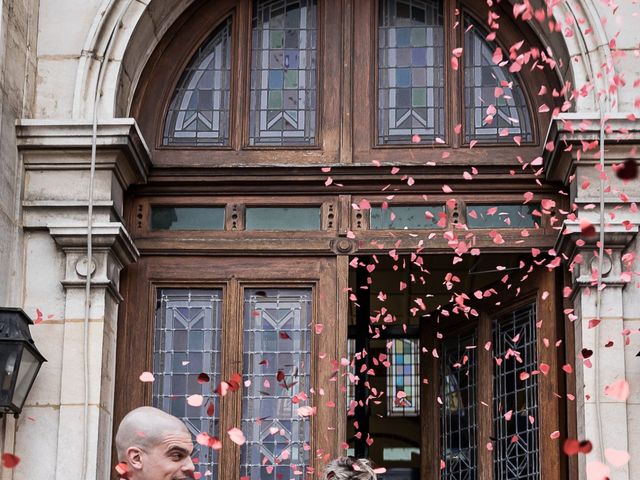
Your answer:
14;120;150;480
548;113;640;479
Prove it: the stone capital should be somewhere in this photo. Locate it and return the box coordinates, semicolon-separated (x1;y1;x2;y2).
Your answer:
555;220;637;289
16;118;151;188
543;113;640;184
49;223;139;303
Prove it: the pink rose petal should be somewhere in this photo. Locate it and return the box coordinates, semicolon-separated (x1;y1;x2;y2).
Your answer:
227;427;246;446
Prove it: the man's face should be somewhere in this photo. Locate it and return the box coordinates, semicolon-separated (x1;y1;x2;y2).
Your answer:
139;430;195;480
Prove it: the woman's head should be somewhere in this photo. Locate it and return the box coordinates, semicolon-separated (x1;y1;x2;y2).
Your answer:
322;457;378;480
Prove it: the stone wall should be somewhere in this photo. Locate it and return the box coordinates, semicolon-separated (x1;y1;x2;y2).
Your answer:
3;1;639;480
0;0;39;474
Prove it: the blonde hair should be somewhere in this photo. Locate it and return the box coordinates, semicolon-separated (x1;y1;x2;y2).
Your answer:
322;457;377;480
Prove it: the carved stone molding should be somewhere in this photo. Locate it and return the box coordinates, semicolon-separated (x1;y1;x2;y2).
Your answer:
16;119;151;184
555;220;638;288
49;223;140;302
543;113;640;184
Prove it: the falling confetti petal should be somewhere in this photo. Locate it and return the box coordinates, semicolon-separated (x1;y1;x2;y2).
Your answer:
227;428;246;446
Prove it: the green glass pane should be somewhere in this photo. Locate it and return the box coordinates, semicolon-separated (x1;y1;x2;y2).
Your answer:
245;207;320;230
151;207;225;231
370;205;444;229
284;70;299;89
268;90;282;108
412;88;426;107
270;30;284;49
466;204;541;229
410;27;426;46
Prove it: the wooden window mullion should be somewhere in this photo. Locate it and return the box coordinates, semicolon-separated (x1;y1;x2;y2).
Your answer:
477;311;494;479
219;278;243;479
235;0;252;150
445;0;461;148
535;269;562;480
422;322;440;478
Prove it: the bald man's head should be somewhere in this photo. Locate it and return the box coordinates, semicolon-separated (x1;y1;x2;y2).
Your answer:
115;407;195;480
115;406;190;460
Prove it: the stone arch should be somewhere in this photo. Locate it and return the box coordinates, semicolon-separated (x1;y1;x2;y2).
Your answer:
72;0;615;122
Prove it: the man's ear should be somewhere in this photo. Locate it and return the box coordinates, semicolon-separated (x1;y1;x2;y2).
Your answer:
126;446;144;470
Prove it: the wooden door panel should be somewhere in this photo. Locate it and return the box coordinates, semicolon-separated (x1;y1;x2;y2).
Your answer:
113;256;339;479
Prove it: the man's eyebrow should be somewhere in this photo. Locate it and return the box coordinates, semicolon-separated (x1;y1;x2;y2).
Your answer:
165;445;191;455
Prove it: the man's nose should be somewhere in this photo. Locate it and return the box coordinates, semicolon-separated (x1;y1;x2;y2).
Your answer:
183;456;196;474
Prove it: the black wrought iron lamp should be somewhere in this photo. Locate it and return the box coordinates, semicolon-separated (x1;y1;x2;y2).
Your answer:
0;308;46;417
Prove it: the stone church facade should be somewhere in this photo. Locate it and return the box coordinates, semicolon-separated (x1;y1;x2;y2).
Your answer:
0;0;638;479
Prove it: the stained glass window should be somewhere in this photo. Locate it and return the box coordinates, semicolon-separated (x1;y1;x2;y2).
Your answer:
466;204;541;229
153;289;223;478
378;0;445;144
241;289;312;479
387;338;420;416
164;19;232;146
464;19;532;144
249;0;318;145
440;333;477;480
493;304;540;479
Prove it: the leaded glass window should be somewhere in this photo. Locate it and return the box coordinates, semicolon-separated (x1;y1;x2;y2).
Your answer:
387;338;420;416
493;304;540;479
153;289;223;478
378;0;445;144
164;19;232;146
249;0;318;146
464;19;533;144
241;288;312;479
440;333;477;480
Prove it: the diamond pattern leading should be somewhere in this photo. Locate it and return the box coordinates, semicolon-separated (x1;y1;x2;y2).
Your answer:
240;289;312;479
493;304;540;479
440;332;477;480
153;289;223;479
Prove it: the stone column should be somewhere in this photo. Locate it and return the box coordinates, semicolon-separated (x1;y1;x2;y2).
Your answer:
14;120;150;480
547;114;640;479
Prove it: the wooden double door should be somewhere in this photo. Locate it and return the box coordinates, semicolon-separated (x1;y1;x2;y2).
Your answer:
114;254;566;479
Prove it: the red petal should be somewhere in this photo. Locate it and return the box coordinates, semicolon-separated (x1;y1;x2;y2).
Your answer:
2;453;20;468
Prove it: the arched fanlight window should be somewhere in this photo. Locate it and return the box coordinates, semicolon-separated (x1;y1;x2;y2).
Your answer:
378;0;445;145
464;18;533;144
163;18;232;146
249;0;318;146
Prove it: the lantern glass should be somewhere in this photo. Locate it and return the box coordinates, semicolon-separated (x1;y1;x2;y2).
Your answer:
14;348;40;410
0;344;20;408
